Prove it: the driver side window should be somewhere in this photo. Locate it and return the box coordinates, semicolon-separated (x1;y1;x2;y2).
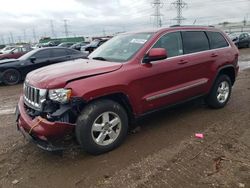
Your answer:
153;32;183;58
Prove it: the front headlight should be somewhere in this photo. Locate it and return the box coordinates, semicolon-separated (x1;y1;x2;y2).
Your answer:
48;88;72;103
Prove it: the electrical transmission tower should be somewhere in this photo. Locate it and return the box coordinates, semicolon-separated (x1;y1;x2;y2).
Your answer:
152;0;163;28
172;0;187;25
50;20;56;38
63;19;69;37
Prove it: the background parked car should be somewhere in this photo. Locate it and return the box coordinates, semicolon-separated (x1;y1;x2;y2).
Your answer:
81;38;109;53
229;32;250;48
0;46;31;60
0;47;87;85
42;40;61;47
58;42;76;48
70;42;89;51
0;46;15;54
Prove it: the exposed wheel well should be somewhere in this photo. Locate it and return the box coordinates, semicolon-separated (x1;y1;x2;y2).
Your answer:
218;67;236;85
87;93;135;126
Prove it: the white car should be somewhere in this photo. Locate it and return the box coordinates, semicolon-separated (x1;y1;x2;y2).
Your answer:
0;46;15;54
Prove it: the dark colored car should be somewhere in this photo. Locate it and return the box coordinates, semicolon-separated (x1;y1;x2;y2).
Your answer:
70;42;90;51
58;42;76;48
82;39;109;53
0;47;87;85
229;32;250;48
0;46;31;60
16;26;239;154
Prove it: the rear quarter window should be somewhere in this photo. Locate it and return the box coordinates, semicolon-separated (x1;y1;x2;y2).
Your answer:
182;31;210;54
206;31;229;49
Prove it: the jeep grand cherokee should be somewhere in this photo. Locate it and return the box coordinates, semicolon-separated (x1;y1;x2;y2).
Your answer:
16;26;239;154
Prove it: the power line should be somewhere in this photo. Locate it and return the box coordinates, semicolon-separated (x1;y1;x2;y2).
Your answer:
151;0;163;28
172;0;187;25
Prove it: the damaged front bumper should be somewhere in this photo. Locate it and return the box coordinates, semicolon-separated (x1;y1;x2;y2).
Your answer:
16;97;76;151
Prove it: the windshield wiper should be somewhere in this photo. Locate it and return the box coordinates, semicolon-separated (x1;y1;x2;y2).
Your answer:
92;57;107;61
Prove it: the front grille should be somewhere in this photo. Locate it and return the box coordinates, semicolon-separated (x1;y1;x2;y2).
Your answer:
23;83;46;111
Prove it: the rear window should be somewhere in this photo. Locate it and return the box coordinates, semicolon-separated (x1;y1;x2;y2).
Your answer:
206;31;229;49
182;31;210;54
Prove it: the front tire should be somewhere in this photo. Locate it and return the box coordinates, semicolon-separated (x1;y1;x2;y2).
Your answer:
75;99;128;155
205;75;232;109
2;69;21;85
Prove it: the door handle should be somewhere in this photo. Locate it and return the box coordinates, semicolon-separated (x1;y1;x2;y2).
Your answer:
211;53;218;57
178;60;189;65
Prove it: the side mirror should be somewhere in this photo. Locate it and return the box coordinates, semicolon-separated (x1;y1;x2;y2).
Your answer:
30;57;36;63
142;48;167;64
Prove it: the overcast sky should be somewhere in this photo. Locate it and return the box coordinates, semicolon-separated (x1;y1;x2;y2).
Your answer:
0;0;249;43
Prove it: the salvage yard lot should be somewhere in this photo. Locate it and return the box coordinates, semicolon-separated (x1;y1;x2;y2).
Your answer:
0;49;250;188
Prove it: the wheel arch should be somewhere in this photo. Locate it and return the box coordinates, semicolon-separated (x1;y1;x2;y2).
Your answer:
217;65;236;85
84;92;136;126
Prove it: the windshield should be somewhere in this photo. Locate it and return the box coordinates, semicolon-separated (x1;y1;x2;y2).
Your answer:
89;33;153;62
18;50;36;60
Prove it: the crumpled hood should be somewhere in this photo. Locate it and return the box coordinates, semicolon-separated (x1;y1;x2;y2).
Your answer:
26;58;123;88
0;59;18;64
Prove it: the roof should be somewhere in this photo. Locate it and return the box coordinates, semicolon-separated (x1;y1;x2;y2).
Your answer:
123;25;220;35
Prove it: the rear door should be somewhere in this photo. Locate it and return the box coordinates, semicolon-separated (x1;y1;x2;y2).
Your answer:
139;31;213;112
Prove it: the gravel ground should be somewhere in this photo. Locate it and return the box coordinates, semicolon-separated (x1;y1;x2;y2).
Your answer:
0;49;249;188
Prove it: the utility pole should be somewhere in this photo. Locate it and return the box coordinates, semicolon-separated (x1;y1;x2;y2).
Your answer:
0;35;5;44
151;0;163;28
50;20;56;38
63;19;69;37
243;16;247;26
32;28;37;43
9;32;14;44
23;29;27;43
172;0;187;25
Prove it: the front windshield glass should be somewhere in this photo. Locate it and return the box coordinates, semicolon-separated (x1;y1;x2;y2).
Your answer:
18;50;36;60
89;33;153;62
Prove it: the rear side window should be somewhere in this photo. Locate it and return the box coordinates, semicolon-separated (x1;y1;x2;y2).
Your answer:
35;50;51;59
206;31;229;49
153;32;183;58
182;31;209;54
52;49;67;57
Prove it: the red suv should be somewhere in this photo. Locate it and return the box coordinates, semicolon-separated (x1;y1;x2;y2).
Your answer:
16;26;239;154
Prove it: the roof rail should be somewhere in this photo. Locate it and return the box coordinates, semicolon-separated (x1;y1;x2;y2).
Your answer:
170;25;215;28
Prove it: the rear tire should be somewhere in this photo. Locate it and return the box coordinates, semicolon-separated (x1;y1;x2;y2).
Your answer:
2;69;21;85
75;99;128;155
205;75;232;109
